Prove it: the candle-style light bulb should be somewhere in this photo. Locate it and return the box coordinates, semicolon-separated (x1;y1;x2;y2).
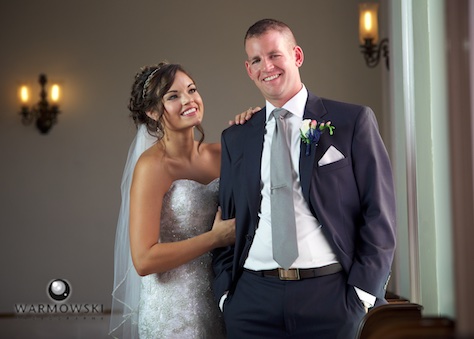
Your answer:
364;12;373;32
20;85;29;104
51;84;60;103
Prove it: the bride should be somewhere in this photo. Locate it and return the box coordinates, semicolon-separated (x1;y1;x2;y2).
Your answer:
109;62;256;338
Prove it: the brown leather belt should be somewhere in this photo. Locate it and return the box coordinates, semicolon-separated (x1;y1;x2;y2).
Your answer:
244;263;343;281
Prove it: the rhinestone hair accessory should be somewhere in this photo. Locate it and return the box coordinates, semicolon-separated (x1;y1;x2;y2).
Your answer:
142;68;160;99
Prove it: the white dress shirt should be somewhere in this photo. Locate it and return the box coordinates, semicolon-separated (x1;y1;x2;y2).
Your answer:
244;85;338;270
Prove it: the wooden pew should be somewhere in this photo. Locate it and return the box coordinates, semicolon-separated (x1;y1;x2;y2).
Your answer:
385;291;410;304
381;316;456;338
356;302;424;339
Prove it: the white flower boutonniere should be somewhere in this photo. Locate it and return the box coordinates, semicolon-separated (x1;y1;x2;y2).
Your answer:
300;119;335;156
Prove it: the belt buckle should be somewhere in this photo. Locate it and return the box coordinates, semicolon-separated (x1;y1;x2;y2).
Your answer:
278;268;300;280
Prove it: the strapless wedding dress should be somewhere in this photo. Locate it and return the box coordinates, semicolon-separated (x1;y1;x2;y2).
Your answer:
138;178;226;339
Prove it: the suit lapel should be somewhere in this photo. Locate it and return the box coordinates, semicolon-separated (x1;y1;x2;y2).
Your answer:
299;94;327;202
243;109;266;218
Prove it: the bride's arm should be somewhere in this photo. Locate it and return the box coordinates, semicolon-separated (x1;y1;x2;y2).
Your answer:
129;155;235;276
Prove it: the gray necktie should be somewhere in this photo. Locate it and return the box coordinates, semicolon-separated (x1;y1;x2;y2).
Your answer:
270;108;299;269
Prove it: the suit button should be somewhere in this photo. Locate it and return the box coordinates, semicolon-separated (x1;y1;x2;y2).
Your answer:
245;234;252;242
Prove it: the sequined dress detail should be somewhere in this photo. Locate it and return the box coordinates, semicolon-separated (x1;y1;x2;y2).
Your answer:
138;178;225;339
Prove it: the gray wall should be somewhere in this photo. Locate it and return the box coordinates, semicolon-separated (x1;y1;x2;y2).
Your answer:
0;0;384;312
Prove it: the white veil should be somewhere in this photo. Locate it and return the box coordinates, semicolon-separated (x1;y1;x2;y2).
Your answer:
109;124;156;339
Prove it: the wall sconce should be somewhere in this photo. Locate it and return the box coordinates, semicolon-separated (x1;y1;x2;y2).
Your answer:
19;74;61;134
359;3;389;70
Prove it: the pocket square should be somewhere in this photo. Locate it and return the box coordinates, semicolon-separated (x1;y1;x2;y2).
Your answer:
318;145;345;166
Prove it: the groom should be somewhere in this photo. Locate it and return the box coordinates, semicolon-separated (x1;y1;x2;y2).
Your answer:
213;18;397;338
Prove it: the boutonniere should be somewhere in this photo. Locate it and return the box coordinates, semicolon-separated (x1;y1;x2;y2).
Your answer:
300;119;335;156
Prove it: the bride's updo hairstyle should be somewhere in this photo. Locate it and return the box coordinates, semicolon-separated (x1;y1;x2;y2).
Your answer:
128;62;205;144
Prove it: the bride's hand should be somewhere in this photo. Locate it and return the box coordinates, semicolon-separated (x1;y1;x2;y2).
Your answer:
229;106;261;126
210;207;235;248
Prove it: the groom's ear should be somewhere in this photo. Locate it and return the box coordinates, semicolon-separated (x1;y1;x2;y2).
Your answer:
294;45;304;67
245;60;254;80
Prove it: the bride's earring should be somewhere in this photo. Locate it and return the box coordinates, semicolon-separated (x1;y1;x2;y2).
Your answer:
156;126;164;140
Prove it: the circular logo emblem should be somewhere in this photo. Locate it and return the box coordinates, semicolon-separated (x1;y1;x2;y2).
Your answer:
47;279;71;302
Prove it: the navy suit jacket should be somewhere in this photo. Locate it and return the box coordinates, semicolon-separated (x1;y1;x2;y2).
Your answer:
213;92;396;304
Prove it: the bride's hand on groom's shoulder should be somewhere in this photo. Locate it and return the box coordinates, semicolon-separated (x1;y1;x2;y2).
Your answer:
229;106;261;126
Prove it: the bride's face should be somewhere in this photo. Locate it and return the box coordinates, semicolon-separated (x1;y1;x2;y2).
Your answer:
161;71;203;132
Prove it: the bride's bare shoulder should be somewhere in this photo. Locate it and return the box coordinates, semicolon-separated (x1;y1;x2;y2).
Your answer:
133;146;172;190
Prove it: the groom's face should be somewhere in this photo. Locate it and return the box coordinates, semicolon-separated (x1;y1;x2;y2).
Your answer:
244;30;304;107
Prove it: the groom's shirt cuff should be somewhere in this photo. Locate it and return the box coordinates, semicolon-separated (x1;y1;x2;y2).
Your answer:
354;286;376;308
219;292;228;312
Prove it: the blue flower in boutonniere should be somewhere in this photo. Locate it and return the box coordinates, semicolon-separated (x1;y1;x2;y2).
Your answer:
300;119;335;156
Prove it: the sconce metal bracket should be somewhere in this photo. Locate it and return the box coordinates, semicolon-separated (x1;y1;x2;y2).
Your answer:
361;38;390;70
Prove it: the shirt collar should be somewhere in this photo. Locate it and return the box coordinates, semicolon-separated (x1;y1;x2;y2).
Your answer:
266;84;308;121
